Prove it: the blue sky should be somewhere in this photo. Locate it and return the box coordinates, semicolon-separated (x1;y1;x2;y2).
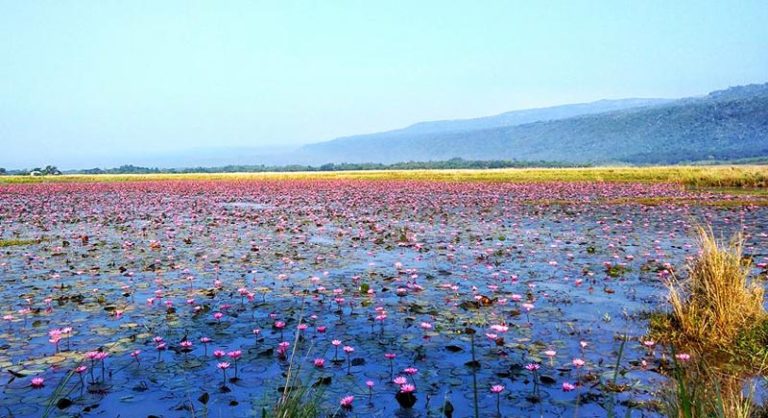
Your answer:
1;1;767;169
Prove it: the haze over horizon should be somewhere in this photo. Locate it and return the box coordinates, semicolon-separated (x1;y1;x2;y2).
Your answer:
1;1;767;169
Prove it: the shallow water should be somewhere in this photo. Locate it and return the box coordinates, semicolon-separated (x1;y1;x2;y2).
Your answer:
0;180;766;417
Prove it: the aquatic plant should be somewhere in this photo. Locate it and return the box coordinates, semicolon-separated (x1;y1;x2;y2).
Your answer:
490;384;504;416
227;350;242;379
525;363;541;401
1;178;767;417
385;353;396;378
366;380;374;402
343;345;354;374
200;336;211;355
217;362;230;387
662;351;755;418
394;376;417;408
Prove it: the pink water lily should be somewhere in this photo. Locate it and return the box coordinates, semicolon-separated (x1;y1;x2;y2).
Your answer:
0;178;757;417
340;395;354;409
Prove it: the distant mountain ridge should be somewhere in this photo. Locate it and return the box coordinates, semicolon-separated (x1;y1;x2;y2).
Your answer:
403;98;673;134
28;83;766;170
317;98;673;145
296;83;768;165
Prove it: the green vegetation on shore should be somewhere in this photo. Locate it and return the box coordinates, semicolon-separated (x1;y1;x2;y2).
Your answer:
2;159;585;176
0;239;38;247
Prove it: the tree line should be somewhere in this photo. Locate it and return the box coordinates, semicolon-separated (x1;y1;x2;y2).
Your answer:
73;159;589;174
0;165;62;176
0;159;590;176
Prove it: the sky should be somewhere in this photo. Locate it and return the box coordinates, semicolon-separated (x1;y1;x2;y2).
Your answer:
1;1;767;169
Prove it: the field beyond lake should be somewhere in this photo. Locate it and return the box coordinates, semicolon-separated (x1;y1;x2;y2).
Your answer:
2;165;768;188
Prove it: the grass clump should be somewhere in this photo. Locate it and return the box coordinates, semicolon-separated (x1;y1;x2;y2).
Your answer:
262;385;323;418
650;225;768;417
261;313;326;418
662;357;755;418
657;225;766;351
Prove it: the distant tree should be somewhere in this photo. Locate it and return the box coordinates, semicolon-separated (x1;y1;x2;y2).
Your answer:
0;168;6;175
42;165;62;175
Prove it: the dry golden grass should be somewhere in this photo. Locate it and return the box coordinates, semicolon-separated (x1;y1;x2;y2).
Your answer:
1;165;767;188
666;226;765;350
655;226;767;418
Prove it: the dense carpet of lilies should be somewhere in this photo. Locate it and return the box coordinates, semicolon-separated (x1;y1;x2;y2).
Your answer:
0;180;766;417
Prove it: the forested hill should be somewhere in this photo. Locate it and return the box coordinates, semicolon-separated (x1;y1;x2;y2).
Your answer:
298;83;768;164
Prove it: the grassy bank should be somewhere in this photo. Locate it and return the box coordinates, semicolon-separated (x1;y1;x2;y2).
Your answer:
0;238;39;247
1;165;767;187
